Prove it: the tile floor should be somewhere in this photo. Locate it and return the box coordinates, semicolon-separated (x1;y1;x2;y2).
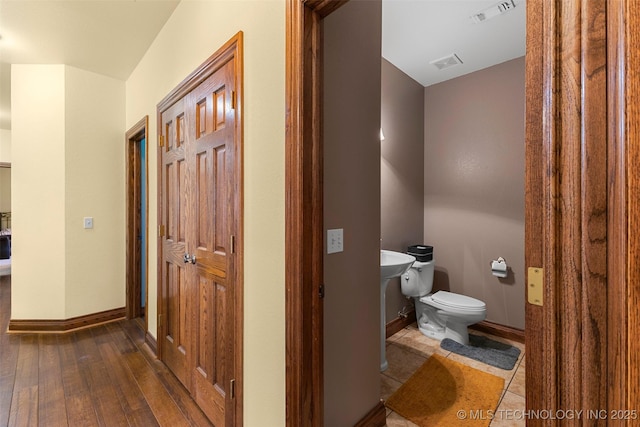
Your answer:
381;325;526;427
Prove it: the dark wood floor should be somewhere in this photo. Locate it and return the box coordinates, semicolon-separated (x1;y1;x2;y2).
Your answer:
0;275;213;427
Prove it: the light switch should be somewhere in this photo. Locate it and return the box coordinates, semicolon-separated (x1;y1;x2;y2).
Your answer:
84;217;94;229
327;228;343;254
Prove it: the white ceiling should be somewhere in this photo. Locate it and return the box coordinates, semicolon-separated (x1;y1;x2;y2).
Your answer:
0;0;525;130
383;0;525;86
0;0;180;129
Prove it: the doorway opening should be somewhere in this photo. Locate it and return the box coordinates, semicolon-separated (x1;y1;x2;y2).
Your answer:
126;116;149;328
287;2;634;427
0;162;10;276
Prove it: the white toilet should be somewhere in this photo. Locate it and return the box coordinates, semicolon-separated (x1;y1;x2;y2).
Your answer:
401;256;486;345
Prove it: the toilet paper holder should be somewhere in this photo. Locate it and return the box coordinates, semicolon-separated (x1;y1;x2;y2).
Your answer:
491;257;508;278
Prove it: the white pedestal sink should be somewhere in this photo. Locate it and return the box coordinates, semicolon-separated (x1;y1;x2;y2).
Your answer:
380;250;416;371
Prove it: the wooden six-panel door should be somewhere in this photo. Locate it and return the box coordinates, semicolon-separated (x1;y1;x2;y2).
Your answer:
159;98;190;387
158;34;242;427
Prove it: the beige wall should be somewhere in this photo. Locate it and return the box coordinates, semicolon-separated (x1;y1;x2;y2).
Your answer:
12;65;67;319
125;1;285;425
65;66;125;318
11;64;125;320
381;59;425;322
424;57;525;329
323;1;382;425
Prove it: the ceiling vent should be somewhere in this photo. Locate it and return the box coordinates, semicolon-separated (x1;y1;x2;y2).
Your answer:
470;0;517;24
429;53;463;71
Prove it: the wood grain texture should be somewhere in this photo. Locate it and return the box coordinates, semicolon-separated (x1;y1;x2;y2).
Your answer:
157;32;243;427
556;1;587;416
7;307;126;333
353;400;385;427
159;97;190;389
145;331;158;356
285;1;306;424
285;1;322;426
532;1;610;424
524;0;549;422
580;0;608;421
606;3;628;425
38;334;68;425
470;321;525;344
8;335;39;426
622;0;640;421
528;2;619;425
385;311;416;339
0;276;19;427
0;276;213;427
125;115;149;323
57;333;94;425
292;1;638;426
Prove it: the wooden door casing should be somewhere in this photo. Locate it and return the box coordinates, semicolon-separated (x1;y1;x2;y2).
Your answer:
157;33;243;427
126;116;149;323
525;1;610;422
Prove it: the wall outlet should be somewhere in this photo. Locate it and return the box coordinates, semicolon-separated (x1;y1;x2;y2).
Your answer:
327;228;343;254
84;217;94;229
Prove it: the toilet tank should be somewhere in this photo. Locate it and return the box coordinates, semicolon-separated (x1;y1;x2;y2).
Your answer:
401;260;435;297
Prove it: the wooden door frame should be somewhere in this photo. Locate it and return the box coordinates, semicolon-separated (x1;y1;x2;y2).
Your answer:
126;116;149;324
285;0;639;425
610;0;640;419
286;1;346;425
156;32;244;427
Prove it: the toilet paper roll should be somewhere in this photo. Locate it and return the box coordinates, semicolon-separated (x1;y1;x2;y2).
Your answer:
491;259;508;278
492;269;508;278
491;260;507;272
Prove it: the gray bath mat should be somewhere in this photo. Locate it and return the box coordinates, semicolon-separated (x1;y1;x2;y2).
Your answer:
440;334;521;370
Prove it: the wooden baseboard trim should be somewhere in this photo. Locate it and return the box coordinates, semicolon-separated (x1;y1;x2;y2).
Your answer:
470;320;525;343
7;307;126;333
386;312;524;344
145;331;158;356
354;400;386;427
385;310;416;338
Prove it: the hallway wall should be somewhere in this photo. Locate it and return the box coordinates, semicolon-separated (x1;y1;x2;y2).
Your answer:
12;65;65;319
125;1;286;424
11;64;125;319
64;66;126;318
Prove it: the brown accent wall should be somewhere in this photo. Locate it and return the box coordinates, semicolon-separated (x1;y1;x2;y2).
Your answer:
381;59;425;322
424;57;525;329
323;1;382;425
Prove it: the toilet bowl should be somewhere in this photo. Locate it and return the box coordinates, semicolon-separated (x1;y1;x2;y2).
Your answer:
401;258;486;345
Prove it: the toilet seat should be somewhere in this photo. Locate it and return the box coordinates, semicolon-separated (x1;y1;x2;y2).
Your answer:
421;291;486;313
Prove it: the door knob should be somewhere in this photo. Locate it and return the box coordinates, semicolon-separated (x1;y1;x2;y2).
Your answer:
190;255;197;265
183;253;191;263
